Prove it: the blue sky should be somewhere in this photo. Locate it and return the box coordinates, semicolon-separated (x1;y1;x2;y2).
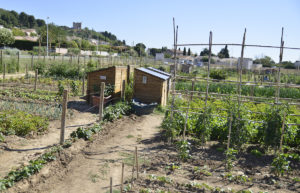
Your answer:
1;0;300;62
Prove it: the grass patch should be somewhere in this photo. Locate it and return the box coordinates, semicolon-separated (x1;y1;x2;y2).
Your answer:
126;135;134;139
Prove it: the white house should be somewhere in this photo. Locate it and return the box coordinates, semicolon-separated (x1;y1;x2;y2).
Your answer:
155;53;164;61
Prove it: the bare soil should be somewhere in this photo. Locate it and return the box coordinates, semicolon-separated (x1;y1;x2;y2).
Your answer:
2;112;299;193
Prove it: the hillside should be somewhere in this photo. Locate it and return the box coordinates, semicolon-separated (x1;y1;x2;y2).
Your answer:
0;8;125;47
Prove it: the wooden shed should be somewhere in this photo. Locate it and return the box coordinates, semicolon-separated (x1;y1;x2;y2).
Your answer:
147;67;172;97
134;67;170;106
87;66;128;104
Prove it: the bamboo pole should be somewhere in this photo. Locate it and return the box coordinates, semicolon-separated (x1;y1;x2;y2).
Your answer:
82;73;85;96
34;69;38;91
227;113;233;150
17;51;20;72
99;82;105;121
183;91;190;141
120;162;124;193
237;29;246;112
31;54;34;71
276;27;284;104
205;31;213;108
60;90;68;145
279;112;286;152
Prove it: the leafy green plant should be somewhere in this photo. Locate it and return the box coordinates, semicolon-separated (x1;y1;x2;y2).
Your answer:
0;146;61;190
176;140;191;161
225;148;238;171
70;80;80;96
70;124;102;140
0;110;48;137
57;80;65;96
165;163;181;171
103;102;132;122
271;153;291;177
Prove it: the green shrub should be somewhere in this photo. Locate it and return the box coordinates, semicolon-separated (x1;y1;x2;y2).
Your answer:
271;153;291;177
0;110;48;137
103;102;132;122
209;70;227;80
70;124;102;140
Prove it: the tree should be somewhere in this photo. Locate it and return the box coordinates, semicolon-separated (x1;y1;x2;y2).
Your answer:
254;56;275;67
183;47;186;56
188;48;191;56
12;28;25;36
200;48;210;56
134;43;146;57
0;28;15;46
28;15;36;28
19;12;29;27
218;45;229;58
36;19;45;27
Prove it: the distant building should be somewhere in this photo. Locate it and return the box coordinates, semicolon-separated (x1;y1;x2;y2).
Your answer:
22;29;37;36
295;61;300;68
165;49;183;57
238;58;253;70
73;22;82;30
155;53;164;61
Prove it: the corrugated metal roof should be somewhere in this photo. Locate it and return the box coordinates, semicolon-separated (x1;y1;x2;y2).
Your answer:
137;67;169;80
147;67;171;77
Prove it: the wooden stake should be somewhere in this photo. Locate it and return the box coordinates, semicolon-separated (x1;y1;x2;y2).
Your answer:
120;162;124;193
82;73;85;96
34;69;38;91
99;82;105;121
191;80;195;100
135;147;139;179
60;90;68;145
183;92;190;140
110;177;113;193
31;54;34;70
227;113;233;150
279;112;286;152
205;31;213;107
276;27;284;104
17;51;20;72
77;55;80;65
122;80;126;101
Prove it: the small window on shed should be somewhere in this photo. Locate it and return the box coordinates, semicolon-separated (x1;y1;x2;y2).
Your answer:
142;76;147;84
100;75;106;80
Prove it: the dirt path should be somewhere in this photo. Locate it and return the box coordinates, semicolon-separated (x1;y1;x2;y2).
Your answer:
0;99;98;178
27;113;163;193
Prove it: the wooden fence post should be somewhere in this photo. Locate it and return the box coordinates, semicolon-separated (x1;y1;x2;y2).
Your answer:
120;162;124;193
77;55;80;65
17;51;20;72
122;80;126;100
34;69;38;91
99;82;105;121
1;50;4;80
82;73;85;96
25;61;28;77
191;80;195;100
31;54;34;70
60;90;68;145
110;177;113;193
135;146;139;179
